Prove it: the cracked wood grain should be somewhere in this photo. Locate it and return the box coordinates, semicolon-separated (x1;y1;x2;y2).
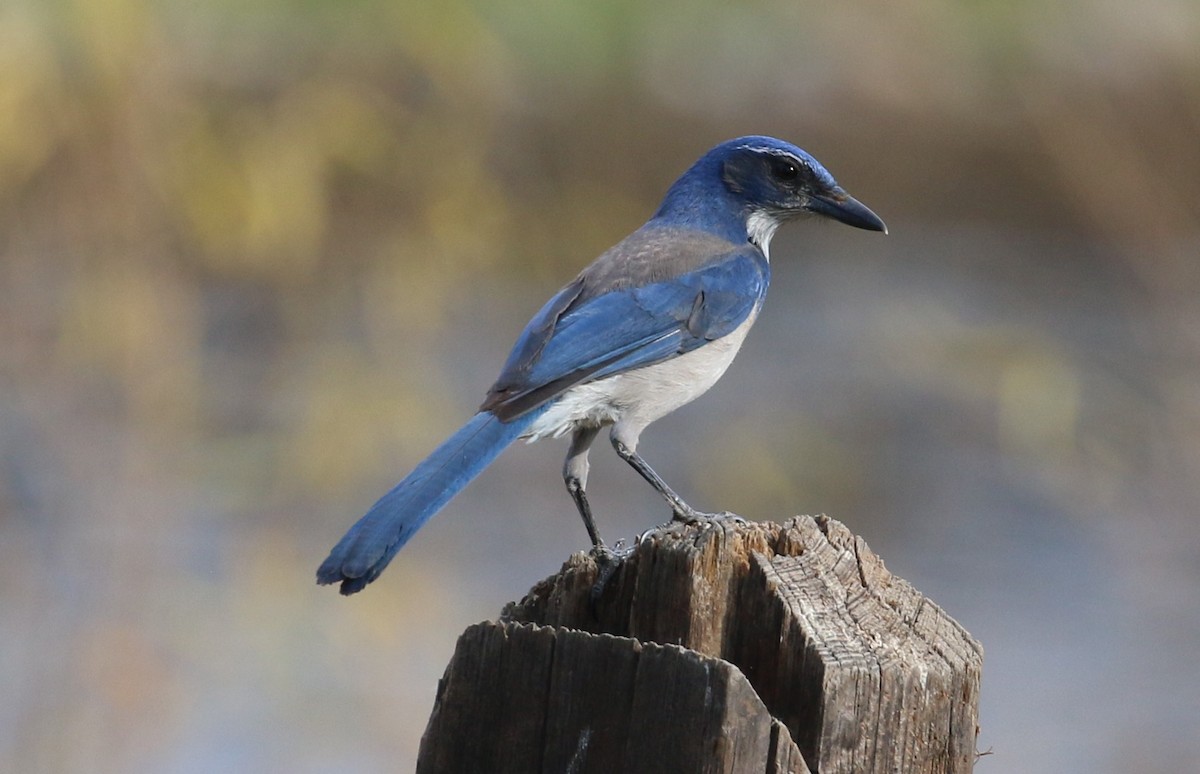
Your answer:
418;516;982;774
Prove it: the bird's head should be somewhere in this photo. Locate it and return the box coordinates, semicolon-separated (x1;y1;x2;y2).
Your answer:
657;135;886;256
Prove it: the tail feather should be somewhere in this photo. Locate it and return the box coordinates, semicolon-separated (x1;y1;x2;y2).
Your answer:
317;410;537;595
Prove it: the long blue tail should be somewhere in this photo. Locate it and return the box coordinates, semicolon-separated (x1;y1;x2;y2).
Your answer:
317;410;540;595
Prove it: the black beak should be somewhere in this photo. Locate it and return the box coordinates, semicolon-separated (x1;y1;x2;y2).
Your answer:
807;189;887;233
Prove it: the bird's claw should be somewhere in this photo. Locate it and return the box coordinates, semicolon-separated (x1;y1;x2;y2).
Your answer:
588;542;631;613
671;508;745;526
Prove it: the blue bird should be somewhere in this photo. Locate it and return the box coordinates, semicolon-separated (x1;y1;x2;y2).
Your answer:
317;136;886;595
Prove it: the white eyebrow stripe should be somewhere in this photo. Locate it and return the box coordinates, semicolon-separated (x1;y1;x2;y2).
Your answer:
736;144;803;163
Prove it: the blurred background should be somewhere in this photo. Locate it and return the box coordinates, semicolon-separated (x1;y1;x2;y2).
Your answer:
2;0;1198;771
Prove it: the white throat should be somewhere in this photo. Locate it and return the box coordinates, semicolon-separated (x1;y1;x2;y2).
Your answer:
746;210;784;260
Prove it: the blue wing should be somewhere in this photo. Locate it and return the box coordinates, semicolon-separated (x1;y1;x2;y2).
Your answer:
482;245;769;420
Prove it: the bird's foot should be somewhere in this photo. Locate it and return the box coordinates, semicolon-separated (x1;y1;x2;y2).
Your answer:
588;541;632;613
671;507;746;527
636;509;747;543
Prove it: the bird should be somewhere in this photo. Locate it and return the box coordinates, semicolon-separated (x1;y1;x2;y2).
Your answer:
317;135;886;595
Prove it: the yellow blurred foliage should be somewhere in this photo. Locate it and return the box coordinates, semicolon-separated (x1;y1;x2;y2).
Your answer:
0;10;64;193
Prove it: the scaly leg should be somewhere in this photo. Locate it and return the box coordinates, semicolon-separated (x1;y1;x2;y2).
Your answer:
563;425;603;547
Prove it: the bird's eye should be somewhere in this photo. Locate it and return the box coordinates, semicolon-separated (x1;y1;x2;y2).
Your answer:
771;158;800;183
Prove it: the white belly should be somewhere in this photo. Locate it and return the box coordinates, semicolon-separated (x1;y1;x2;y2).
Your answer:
524;312;758;442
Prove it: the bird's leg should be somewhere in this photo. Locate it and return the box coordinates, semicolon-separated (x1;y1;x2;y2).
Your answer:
610;431;735;525
564;426;603;548
565;426;629;610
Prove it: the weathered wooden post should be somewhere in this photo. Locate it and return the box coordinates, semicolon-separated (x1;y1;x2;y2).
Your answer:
417;515;983;773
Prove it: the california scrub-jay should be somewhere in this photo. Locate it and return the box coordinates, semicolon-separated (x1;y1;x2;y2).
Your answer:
317;136;886;595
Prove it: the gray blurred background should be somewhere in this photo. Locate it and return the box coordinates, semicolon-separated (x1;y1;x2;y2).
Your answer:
2;1;1198;771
